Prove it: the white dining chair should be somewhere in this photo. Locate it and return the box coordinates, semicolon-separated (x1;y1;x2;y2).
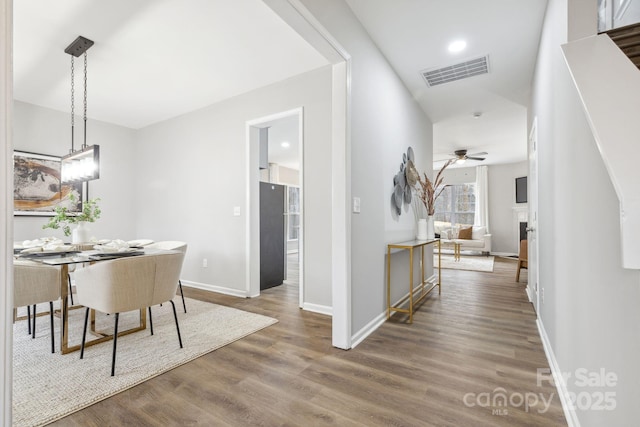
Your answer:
14;259;61;353
75;251;185;376
145;241;188;313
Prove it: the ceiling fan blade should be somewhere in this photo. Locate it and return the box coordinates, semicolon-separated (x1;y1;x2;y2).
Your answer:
466;156;485;161
467;151;487;157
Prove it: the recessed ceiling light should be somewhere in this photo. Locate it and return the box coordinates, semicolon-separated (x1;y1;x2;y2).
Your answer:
281;141;290;148
448;40;467;53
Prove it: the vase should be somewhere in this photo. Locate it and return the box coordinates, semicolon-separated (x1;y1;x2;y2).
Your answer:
416;218;428;241
72;222;90;244
427;215;435;240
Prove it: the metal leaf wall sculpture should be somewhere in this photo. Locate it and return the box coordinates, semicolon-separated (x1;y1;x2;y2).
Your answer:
391;146;415;216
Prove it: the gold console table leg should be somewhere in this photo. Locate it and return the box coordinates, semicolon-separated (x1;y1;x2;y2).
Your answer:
438;239;442;295
408;247;414;323
387;239;442;323
387;246;391;320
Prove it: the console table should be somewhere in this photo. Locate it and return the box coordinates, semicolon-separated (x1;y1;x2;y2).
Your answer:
386;239;441;323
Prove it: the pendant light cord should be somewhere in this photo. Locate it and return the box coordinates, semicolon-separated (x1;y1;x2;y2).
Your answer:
70;56;75;153
83;51;88;150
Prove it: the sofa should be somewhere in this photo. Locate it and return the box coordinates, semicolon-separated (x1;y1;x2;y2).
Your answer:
434;221;492;255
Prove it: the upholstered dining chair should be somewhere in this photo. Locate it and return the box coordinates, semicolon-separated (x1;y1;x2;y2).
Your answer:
74;251;185;376
13;259;61;353
144;241;188;313
516;239;528;282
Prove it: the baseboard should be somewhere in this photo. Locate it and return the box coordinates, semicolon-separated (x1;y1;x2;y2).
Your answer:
351;274;439;349
351;311;386;349
537;318;580;427
492;251;518;257
302;302;332;316
526;285;534;302
181;280;248;298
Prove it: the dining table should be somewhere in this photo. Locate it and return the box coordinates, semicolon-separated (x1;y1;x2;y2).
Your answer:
14;245;163;355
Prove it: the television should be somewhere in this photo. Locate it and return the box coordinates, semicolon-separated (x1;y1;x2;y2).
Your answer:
515;176;527;203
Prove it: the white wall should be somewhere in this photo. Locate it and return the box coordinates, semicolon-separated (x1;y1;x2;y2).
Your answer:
617;0;640;28
13;101;137;242
488;161;528;255
299;0;434;336
276;165;299;186
532;0;640;425
134;66;333;307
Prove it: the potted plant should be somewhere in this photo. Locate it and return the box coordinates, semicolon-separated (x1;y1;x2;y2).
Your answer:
406;158;454;239
43;194;101;241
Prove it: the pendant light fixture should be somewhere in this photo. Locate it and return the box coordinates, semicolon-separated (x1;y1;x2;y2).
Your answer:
61;35;100;184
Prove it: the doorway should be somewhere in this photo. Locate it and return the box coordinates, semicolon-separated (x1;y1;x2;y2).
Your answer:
247;108;304;307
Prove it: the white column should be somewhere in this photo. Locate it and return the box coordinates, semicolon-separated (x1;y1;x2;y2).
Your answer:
1;0;14;422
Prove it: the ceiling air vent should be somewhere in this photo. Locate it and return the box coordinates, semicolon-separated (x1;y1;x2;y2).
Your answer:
421;55;490;87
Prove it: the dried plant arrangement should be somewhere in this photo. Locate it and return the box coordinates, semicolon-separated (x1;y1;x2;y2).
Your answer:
407;158;455;216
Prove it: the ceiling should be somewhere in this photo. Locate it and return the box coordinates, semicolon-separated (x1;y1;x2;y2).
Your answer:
14;1;548;169
12;0;329;129
346;0;548;168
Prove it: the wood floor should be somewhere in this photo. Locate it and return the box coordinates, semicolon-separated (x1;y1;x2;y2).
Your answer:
50;256;566;426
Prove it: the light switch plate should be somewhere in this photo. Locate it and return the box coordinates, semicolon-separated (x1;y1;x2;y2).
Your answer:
353;197;361;213
233;206;241;216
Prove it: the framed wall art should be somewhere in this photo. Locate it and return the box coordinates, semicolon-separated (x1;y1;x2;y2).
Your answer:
13;150;83;216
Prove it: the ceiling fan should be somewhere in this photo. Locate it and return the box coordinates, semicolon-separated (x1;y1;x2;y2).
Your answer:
452;149;487;164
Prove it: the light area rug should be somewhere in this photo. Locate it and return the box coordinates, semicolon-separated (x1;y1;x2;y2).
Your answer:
13;297;277;427
434;253;495;272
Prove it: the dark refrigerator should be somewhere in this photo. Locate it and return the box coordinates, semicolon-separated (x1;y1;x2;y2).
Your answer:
260;182;286;290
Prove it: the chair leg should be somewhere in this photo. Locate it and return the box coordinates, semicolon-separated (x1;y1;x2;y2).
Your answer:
68;275;74;306
169;300;183;349
516;263;521;282
49;301;55;353
80;307;90;359
111;313;120;376
179;280;187;313
148;307;154;336
27;305;31;335
31;304;36;339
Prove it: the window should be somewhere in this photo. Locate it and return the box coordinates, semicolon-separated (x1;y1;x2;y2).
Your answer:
287;186;300;241
434;183;475;225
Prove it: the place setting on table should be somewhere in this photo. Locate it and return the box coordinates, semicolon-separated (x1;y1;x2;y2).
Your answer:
14;236;78;256
14;237;147;263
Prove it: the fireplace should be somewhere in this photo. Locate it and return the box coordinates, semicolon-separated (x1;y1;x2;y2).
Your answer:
513;206;529;254
519;221;528;242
